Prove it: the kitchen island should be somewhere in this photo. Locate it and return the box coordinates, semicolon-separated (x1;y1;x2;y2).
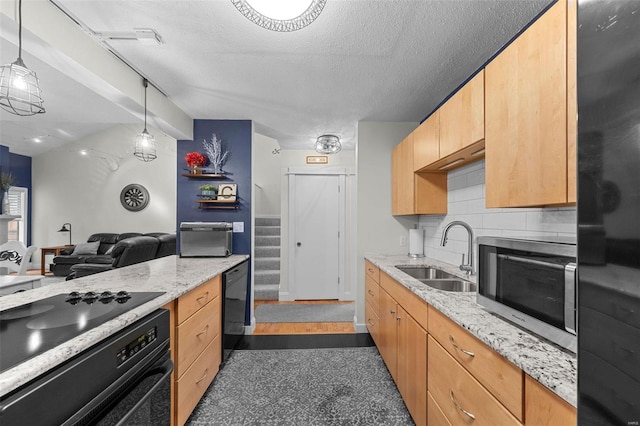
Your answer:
0;254;249;398
365;254;577;416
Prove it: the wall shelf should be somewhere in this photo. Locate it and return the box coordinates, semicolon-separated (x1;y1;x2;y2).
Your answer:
182;173;227;179
197;199;239;210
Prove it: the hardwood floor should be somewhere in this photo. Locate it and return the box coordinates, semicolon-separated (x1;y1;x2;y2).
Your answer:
253;299;356;335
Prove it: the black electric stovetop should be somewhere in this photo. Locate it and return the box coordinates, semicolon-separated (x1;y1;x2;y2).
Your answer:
0;291;165;373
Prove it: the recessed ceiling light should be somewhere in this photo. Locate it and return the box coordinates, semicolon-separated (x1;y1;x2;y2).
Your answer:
80;150;88;156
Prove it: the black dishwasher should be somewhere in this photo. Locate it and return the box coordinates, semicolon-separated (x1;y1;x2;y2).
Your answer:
222;260;248;362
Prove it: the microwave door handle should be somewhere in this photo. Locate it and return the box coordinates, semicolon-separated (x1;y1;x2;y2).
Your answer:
497;254;566;270
565;263;577;334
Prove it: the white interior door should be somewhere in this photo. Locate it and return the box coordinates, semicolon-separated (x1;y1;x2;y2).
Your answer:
292;174;341;300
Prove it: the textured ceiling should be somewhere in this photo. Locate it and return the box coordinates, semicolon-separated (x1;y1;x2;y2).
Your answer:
2;0;553;155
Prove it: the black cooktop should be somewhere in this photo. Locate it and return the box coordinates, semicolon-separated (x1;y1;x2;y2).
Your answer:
0;291;165;374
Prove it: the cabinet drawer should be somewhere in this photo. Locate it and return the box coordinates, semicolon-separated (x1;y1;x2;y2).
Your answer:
365;260;380;283
380;272;428;331
428;391;452;426
428;307;523;421
428;336;521;426
176;296;221;378
177;275;220;324
176;335;221;426
365;274;380;314
365;300;381;346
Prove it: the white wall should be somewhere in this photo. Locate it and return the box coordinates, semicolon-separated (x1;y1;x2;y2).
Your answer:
32;124;177;267
418;160;577;268
355;121;418;331
279;149;356;299
252;133;281;217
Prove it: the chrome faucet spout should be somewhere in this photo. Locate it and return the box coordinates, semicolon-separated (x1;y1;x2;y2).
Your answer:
440;220;475;275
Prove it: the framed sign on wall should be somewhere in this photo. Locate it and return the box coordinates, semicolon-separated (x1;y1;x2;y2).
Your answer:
306;156;328;164
218;183;237;201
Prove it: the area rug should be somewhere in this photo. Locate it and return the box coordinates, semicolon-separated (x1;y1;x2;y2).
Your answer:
255;303;354;323
186;347;413;425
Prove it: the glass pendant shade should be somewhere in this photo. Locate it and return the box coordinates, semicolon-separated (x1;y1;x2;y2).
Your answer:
134;78;157;162
231;0;326;32
0;0;45;116
315;134;342;154
134;128;157;162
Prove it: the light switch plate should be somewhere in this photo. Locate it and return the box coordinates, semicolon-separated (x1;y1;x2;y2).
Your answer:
233;222;244;233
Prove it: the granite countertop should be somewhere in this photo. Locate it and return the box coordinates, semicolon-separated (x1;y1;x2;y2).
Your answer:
0;254;249;398
365;254;577;407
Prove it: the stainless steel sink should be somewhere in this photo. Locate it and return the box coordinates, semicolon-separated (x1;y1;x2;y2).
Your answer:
395;265;477;292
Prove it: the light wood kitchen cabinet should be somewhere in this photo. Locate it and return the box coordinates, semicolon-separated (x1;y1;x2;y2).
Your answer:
429;336;522;426
438;70;485;159
485;0;572;207
566;0;577;204
365;260;381;345
428;391;452;426
525;375;576;426
378;288;399;381
429;307;524;421
396;305;427;426
174;276;222;426
413;110;440;170
392;133;447;215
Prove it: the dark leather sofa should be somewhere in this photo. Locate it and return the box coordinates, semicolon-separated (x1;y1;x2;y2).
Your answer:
50;232;176;277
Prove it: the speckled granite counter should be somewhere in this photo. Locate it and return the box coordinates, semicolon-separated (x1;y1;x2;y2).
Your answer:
0;254;249;398
365;254;577;407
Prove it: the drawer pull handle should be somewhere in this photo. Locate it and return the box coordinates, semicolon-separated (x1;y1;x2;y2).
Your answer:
196;369;209;384
449;335;475;357
368;290;375;296
368;320;374;326
368;268;374;273
450;390;476;420
196;325;210;338
196;292;209;303
390;309;396;314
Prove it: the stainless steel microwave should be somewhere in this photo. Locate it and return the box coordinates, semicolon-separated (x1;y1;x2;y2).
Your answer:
477;236;577;353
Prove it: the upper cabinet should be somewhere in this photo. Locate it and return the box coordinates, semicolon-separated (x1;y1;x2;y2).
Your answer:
413;111;440;171
439;70;485;159
485;0;575;207
392;133;447;216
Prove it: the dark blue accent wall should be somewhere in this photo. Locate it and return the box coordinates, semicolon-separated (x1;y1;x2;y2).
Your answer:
0;146;32;245
177;120;252;324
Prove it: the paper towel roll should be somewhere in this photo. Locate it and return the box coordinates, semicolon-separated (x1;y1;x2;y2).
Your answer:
408;228;424;257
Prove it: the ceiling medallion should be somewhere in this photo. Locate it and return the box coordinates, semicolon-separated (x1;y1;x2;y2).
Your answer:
120;184;150;212
314;134;342;154
231;0;326;32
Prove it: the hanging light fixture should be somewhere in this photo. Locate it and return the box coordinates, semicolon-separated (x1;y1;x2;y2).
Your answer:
0;0;45;116
134;78;157;162
231;0;326;32
315;134;342;154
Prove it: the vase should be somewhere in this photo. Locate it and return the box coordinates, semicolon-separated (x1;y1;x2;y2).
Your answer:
2;191;9;214
190;166;201;175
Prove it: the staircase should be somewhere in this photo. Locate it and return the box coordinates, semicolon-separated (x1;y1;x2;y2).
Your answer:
254;217;281;300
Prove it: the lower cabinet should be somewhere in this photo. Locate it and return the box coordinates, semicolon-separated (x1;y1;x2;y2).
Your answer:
165;275;222;426
364;262;577;426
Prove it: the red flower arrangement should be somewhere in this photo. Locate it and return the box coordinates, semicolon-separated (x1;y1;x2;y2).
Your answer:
185;152;206;168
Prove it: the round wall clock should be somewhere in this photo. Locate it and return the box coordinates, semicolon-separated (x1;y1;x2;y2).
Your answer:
120;184;150;212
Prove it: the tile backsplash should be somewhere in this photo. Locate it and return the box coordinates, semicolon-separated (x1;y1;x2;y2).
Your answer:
418;160;576;267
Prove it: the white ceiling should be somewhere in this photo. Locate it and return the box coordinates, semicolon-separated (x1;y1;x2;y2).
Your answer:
1;0;553;156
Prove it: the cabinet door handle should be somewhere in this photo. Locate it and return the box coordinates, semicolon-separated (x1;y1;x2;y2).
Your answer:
196;325;210;338
196;369;209;384
449;335;475;357
368;320;374;326
390;309;396;314
367;290;375;296
196;291;209;303
449;390;476;420
368;268;374;273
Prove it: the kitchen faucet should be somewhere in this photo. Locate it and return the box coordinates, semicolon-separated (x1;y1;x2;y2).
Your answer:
440;220;475;275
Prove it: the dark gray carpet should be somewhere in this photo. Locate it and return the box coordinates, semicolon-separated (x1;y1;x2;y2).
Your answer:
255;303;354;323
186;347;414;425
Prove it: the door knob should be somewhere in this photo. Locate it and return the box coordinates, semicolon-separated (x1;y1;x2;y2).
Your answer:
297;242;302;247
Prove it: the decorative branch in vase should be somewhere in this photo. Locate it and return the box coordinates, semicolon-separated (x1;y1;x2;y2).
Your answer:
203;134;229;175
0;172;14;215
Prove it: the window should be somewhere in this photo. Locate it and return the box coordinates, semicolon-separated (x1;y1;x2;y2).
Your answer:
7;187;27;244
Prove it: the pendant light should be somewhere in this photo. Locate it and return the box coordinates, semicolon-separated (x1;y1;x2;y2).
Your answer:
134;78;157;162
0;0;45;116
231;0;326;32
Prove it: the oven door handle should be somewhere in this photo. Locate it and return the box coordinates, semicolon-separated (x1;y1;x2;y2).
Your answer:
114;358;174;426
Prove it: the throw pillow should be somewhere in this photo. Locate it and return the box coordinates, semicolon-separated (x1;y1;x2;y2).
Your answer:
71;241;100;256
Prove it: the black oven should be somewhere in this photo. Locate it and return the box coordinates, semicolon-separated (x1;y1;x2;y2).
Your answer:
0;308;172;425
477;236;577;352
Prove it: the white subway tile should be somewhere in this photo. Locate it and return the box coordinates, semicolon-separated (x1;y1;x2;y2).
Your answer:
449;173;467;191
467;168;485;186
448;201;468;215
483;212;528;230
